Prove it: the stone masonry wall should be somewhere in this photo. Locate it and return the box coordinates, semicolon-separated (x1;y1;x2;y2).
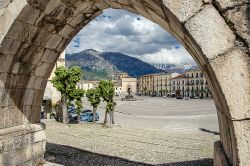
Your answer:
0;0;249;165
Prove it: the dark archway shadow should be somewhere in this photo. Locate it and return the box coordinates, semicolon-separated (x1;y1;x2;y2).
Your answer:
45;142;213;166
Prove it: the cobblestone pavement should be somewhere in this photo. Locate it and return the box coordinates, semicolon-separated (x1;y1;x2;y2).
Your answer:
44;120;219;166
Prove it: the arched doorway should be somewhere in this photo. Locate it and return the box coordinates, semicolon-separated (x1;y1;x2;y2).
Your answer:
0;1;249;165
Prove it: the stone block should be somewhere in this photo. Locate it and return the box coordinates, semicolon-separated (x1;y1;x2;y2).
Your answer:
32;141;45;157
30;106;41;123
41;49;59;63
185;5;235;59
214;141;230;166
0;37;21;55
56;37;69;52
33;77;47;90
69;12;87;28
10;145;33;165
0;9;14;37
58;24;75;39
45;34;63;50
33;90;44;106
23;90;36;106
225;5;250;48
22;106;32;123
130;0;152;21
35;62;51;77
232;120;250;165
210;49;250;120
0;33;3;44
215;0;246;10
0;152;11;166
0;53;13;72
0;0;11;9
145;6;170;32
163;0;203;22
6;0;27;18
32;130;46;143
17;4;40;25
5;19;37;43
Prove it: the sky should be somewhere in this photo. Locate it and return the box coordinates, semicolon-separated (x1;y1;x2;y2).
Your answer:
66;9;195;65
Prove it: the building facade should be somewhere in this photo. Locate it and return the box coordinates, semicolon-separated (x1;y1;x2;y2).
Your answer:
138;69;212;98
138;74;156;95
43;51;65;104
185;69;211;98
138;72;179;96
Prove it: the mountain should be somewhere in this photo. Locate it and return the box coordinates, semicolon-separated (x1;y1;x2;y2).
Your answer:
151;63;198;74
66;49;164;80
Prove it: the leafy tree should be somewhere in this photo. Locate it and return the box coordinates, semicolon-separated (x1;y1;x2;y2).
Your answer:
86;88;101;123
98;80;115;126
52;66;82;124
69;88;85;123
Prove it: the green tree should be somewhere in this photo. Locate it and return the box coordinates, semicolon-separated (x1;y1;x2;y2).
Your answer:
52;66;83;124
69;88;85;123
86;88;101;123
98;80;115;126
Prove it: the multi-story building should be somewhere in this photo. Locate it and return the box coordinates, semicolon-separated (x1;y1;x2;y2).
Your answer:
185;69;211;98
137;69;212;98
138;72;179;96
138;73;157;95
77;80;99;91
171;75;186;97
121;77;137;94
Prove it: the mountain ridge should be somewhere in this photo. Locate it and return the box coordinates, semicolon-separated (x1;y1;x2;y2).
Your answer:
65;49;164;80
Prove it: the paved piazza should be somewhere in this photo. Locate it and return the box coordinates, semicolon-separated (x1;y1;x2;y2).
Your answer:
45;97;219;166
88;96;219;133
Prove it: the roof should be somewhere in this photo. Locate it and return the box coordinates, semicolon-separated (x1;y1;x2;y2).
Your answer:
171;74;186;79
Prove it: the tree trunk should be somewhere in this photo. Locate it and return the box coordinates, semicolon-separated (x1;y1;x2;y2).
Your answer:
77;114;80;124
104;110;108;126
62;94;68;124
92;107;97;123
111;103;116;124
109;111;112;124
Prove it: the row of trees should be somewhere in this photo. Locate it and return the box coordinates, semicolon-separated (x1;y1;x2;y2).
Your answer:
52;66;116;125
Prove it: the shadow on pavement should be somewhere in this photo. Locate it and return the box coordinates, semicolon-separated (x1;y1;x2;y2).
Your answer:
45;142;213;166
199;128;220;136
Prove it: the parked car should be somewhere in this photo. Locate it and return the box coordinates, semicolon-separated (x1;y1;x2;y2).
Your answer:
81;109;92;114
80;112;100;122
68;109;92;121
135;93;142;96
176;96;183;99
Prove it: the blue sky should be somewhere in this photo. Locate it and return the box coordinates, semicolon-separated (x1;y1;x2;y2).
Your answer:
66;9;194;65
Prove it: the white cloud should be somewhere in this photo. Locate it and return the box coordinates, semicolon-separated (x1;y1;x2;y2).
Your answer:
66;8;194;65
138;47;195;65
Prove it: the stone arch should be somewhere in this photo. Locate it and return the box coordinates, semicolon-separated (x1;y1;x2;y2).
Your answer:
0;0;249;165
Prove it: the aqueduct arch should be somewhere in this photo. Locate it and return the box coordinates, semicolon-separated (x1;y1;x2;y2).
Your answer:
0;0;249;165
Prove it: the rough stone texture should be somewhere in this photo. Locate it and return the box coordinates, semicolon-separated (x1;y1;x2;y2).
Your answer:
215;0;247;10
224;5;250;48
0;123;45;165
163;0;204;22
185;5;235;59
0;0;249;165
214;141;230;166
210;49;250;120
233;120;250;166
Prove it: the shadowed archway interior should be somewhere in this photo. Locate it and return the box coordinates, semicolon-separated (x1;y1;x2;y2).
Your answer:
0;0;249;165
